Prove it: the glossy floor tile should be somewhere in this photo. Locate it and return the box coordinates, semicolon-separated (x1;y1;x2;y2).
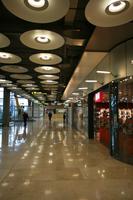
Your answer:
0;118;133;200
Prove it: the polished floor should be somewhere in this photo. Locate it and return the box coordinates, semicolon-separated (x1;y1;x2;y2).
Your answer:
0;118;133;200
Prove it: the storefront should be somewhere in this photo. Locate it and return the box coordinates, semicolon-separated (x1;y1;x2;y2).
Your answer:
91;76;133;164
94;88;110;147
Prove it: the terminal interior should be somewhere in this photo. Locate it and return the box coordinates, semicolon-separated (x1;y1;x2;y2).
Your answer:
0;0;133;199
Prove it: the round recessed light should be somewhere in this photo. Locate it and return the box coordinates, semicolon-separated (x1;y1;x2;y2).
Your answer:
10;74;32;80
1;65;28;73
20;30;65;50
0;79;7;83
2;0;69;23
0;52;21;64
35;35;50;43
40;54;51;61
17;80;35;84
29;53;62;65
0;52;11;59
24;0;48;10
41;80;58;85
26;87;39;91
43;66;52;70
38;74;59;80
34;66;60;74
105;0;129;15
85;0;133;27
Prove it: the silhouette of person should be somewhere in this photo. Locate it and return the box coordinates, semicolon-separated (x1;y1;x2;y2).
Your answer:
48;112;52;121
23;112;29;127
63;112;66;123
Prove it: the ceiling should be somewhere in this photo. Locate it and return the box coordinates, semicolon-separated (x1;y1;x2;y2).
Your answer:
0;0;94;104
0;0;133;105
63;0;133;100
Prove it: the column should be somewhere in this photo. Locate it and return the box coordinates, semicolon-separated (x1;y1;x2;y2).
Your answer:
109;81;119;156
88;93;94;139
2;88;10;127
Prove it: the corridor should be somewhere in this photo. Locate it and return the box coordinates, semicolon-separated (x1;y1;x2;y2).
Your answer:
0;119;133;200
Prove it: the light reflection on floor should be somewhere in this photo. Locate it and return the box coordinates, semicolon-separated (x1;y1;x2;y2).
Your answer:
0;118;133;200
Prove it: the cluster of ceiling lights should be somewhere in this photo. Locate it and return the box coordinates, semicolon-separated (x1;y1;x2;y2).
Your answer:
0;0;70;103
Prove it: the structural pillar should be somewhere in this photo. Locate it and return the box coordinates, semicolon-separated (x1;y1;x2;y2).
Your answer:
109;81;119;156
2;88;10;127
88;93;94;139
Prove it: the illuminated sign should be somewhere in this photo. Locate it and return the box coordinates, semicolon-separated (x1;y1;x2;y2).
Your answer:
94;92;104;102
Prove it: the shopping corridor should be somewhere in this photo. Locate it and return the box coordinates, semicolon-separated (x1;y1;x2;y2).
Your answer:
0;118;133;200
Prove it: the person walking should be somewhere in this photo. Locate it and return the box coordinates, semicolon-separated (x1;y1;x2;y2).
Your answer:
48;112;52;122
63;112;66;123
23;112;29;127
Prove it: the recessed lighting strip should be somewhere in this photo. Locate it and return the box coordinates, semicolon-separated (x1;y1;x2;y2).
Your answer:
96;70;111;74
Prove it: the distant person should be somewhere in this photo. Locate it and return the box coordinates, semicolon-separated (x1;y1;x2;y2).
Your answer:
23;112;29;127
63;112;66;123
48;112;52;121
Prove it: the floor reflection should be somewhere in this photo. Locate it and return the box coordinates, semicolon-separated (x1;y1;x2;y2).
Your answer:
0;118;45;151
0;118;133;200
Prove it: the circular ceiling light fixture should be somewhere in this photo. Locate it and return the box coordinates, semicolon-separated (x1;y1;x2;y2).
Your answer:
41;80;58;84
1;0;69;23
105;0;129;15
1;65;28;73
38;74;59;80
85;0;133;27
0;52;21;64
43;66;52;71
40;54;51;61
35;35;50;44
24;0;48;10
10;74;32;80
29;53;62;65
17;80;35;84
0;34;10;48
34;66;60;74
20;30;64;50
0;52;12;59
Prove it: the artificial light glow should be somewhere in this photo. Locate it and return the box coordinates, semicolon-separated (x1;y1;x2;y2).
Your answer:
0;52;11;59
43;75;53;78
0;79;6;82
78;87;88;90
109;1;126;12
131;60;133;64
27;0;45;8
9;173;15;177
42;66;53;71
96;70;111;74
26;84;33;87
72;92;79;95
1;182;9;187
35;35;50;43
24;0;49;10
105;1;129;15
85;80;97;83
46;80;53;83
40;54;51;60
